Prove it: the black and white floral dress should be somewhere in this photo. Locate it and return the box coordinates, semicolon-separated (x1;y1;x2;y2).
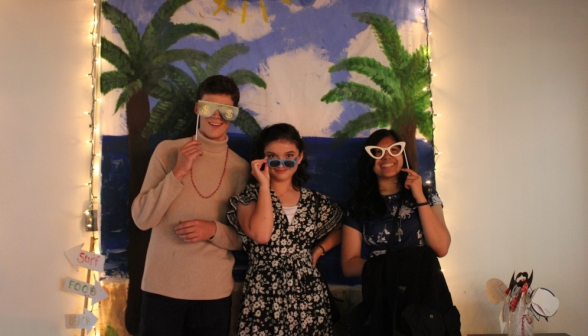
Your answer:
227;184;343;336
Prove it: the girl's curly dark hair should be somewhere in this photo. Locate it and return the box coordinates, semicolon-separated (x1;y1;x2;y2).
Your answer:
348;129;418;220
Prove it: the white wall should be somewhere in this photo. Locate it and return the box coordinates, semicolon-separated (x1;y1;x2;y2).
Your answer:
0;1;97;335
431;0;588;334
1;0;586;335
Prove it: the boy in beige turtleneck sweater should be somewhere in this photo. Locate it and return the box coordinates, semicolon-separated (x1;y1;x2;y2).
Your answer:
131;75;249;336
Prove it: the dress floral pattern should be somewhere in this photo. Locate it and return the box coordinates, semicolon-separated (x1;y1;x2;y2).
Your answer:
344;188;443;258
227;184;343;336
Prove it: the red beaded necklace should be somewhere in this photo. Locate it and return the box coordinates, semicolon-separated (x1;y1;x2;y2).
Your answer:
190;147;229;199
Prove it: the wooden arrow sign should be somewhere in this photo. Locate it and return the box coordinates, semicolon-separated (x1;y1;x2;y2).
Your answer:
64;243;105;272
63;277;108;304
64;308;98;333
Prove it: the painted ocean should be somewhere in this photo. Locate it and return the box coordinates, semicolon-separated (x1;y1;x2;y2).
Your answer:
100;133;435;285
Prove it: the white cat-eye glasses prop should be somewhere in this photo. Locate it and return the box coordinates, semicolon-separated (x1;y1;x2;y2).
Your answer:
364;141;410;170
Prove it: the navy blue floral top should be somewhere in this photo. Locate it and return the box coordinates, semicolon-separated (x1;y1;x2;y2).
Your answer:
344;189;443;258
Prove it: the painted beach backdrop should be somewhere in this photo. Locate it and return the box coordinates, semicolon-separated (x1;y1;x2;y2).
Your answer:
98;0;435;333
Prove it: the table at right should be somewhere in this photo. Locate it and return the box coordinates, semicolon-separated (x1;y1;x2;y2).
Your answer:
467;334;570;336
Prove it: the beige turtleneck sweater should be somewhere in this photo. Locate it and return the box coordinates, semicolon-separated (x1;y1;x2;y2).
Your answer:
131;131;249;300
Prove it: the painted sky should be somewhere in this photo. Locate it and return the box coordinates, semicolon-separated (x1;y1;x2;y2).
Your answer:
100;0;429;137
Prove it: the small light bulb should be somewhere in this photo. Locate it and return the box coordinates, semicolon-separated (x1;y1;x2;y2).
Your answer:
422;87;428;91
425;180;432;184
84;111;90;115
433;73;438;77
429;98;433;101
421;19;425;23
428;32;432;36
433;113;441;117
441;268;445;272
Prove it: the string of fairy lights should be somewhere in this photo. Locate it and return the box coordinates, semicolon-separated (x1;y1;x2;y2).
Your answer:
422;1;444;274
85;0;101;235
420;0;442;185
79;0;102;335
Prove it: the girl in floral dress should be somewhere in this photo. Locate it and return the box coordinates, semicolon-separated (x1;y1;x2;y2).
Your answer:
227;123;343;335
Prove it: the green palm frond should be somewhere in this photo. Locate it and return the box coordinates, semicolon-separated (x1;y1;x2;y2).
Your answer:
158;99;194;136
185;59;207;84
406;47;430;81
207;44;250;76
233;108;262;138
228;69;267;89
151;49;209;68
100;37;134;77
149;79;178;101
115;80;142;112
413;90;431;113
101;2;142;60
142;0;191;52
161;64;198;98
329;57;403;102
157;22;219;54
321;82;393;113
414;109;433;139
353;12;409;71
101;71;129;94
142;99;176;137
332;111;383;140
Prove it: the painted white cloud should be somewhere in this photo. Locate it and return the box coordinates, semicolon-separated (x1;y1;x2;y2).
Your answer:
287;0;336;13
313;0;337;9
174;1;273;42
240;45;343;137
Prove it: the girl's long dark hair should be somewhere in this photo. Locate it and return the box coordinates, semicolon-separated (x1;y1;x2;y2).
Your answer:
249;123;310;189
348;129;417;220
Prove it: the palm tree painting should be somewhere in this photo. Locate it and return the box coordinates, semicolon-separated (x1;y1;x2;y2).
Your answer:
100;0;265;332
321;12;433;167
98;2;434;335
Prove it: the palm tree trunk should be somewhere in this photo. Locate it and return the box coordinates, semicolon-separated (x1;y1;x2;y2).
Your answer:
397;118;418;171
125;89;151;335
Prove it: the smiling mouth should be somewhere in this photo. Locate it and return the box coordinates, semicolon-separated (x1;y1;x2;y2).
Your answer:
208;121;223;126
381;163;395;168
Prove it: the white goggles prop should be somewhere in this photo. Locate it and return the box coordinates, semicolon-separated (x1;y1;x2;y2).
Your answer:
194;100;239;140
196;100;239;121
364;141;410;170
